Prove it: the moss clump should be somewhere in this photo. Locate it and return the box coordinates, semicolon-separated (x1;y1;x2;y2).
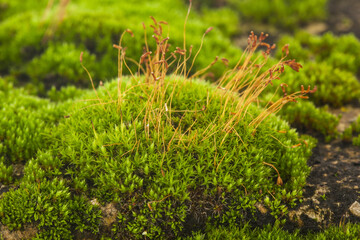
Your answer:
0;15;317;239
0;75;315;239
278;32;360;75
26;43;97;89
0;78;67;183
227;0;327;30
0;178;101;239
276;32;360;107
187;222;360;239
280;101;340;142
342;114;360;146
47;85;85;102
260;31;360;141
276;63;360;108
260;92;340;141
0;0;240;93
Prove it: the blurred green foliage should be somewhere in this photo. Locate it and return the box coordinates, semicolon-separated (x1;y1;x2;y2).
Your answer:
342;114;360;146
0;0;240;94
269;31;360;140
227;0;327;30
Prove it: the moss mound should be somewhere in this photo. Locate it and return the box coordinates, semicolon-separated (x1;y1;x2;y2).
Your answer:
0;74;316;238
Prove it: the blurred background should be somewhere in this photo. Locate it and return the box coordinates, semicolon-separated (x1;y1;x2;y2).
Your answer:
1;0;357;90
1;0;360;141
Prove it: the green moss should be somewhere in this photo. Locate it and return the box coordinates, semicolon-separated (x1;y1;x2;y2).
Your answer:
27;43;97;89
227;0;327;30
0;90;58;163
0;78;69;183
0;0;48;20
275;63;360;108
277;32;360;75
263;31;360;139
0;75;316;238
0;12;46;75
186;223;360;239
274;32;360;108
280;101;339;142
259;79;340;141
342;114;360;146
47;85;85;102
0;0;240;93
200;7;240;37
0;178;101;239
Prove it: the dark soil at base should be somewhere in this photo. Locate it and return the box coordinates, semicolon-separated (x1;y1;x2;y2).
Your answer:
251;137;360;234
328;0;360;38
298;140;360;231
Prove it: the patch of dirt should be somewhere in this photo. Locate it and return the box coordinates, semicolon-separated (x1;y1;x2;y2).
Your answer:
290;140;360;231
329;105;360;133
328;0;360;38
280;105;360;232
0;224;38;240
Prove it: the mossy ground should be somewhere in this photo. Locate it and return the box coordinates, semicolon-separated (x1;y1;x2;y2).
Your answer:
0;74;316;238
1;0;360;239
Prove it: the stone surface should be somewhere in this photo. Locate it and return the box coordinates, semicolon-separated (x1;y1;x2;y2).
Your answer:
349;201;360;217
102;202;118;227
304;22;328;35
255;202;268;214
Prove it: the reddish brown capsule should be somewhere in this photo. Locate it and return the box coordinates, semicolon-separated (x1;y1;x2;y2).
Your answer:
291;143;302;148
126;29;134;37
80;52;83;63
205;27;213;35
276;176;283;186
282;44;289;56
309;86;317;93
113;44;122;50
150;16;158;25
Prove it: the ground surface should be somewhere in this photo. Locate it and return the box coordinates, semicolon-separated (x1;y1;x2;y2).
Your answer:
287;138;360;232
328;0;360;38
288;0;360;231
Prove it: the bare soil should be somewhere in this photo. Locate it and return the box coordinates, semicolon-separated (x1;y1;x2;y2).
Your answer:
285;0;360;231
327;0;360;38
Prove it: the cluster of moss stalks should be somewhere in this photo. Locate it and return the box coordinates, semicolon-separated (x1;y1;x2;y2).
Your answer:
0;7;323;238
2;0;360;143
